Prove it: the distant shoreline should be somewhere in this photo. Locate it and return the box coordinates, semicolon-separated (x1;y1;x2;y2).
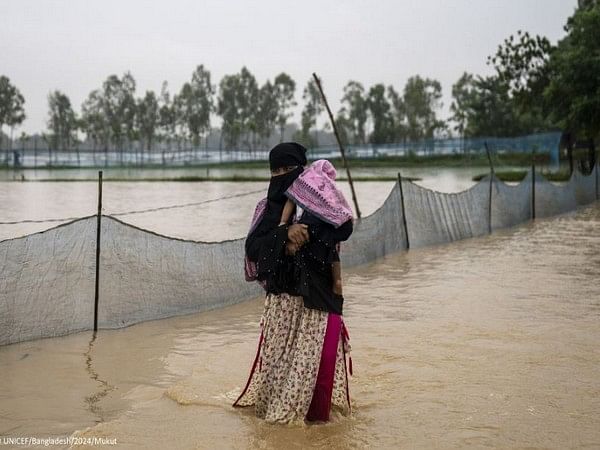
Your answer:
0;175;421;182
0;152;551;171
0;170;575;182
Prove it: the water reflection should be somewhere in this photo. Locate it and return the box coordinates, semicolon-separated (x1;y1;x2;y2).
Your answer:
83;332;116;420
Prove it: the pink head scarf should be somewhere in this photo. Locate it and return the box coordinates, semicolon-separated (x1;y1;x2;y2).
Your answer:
285;159;354;228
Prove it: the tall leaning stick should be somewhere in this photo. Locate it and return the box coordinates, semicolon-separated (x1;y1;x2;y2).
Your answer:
312;72;361;219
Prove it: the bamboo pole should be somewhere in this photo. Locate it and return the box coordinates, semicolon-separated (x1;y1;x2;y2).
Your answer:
484;142;494;233
312;73;361;219
594;149;600;200
397;172;410;249
531;162;536;219
484;141;495;176
94;170;103;332
531;147;536;220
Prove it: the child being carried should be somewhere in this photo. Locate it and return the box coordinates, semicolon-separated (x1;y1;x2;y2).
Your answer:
278;159;354;312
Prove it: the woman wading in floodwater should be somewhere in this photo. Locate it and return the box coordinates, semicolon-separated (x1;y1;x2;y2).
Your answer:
232;142;354;423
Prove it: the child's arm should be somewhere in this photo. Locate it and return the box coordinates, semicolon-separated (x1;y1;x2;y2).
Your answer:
280;198;296;226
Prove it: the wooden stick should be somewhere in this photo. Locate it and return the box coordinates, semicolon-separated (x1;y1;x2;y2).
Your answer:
397;172;410;249
312;73;361;219
484;142;494;233
531;147;536;220
94;170;103;332
484;141;495;175
531;162;536;220
594;149;600;200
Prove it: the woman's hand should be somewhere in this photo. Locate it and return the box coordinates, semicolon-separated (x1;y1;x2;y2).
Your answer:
285;241;299;256
287;223;309;246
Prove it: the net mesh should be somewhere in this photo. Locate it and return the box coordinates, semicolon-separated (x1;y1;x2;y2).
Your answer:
0;216;97;344
98;217;261;329
341;177;407;267
491;171;533;229
400;176;490;248
1;161;598;345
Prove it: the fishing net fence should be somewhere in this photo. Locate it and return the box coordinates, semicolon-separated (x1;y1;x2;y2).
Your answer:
0;161;598;346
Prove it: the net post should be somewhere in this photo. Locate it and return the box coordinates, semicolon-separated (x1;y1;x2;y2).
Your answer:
397;172;410;250
94;170;103;332
531;162;536;220
594;149;600;200
484;142;493;233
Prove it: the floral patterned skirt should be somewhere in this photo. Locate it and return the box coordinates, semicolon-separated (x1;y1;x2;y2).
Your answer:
233;292;352;424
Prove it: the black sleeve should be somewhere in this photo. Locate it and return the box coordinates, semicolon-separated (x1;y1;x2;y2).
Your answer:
332;219;353;242
245;223;289;279
307;218;353;249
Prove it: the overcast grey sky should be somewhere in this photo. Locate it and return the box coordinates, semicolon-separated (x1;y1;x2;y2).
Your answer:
1;0;578;135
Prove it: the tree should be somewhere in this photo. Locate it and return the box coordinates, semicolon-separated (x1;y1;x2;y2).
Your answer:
121;73;138;155
47;90;79;163
340;81;368;145
136;90;159;162
449;73;536;138
217;67;259;149
80;72;138;164
171;91;186;157
334;107;354;147
273;73;297;142
450;72;475;138
157;81;177;163
488;31;552;109
366;84;394;145
386;85;407;142
488;2;600;159
239;68;260;151
402;75;444;142
81;89;110;153
178;65;214;147
487;31;553;140
300;78;323;146
544;4;600;141
101;72;137;159
217;73;241;149
0;75;26;163
255;80;278;147
466;75;520;137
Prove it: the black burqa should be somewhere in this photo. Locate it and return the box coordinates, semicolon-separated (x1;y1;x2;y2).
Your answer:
245;142;353;315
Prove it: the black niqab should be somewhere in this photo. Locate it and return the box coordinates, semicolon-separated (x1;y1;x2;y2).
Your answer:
262;166;304;229
268;142;307;172
261;143;308;229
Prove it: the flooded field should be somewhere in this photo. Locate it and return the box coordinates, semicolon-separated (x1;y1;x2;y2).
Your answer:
1;169;598;449
0;165;507;183
0;166;499;242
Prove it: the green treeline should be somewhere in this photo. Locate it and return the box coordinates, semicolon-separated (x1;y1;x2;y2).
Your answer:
0;1;598;159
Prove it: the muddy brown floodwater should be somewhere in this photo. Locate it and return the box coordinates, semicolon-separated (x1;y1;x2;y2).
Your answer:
0;198;598;449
